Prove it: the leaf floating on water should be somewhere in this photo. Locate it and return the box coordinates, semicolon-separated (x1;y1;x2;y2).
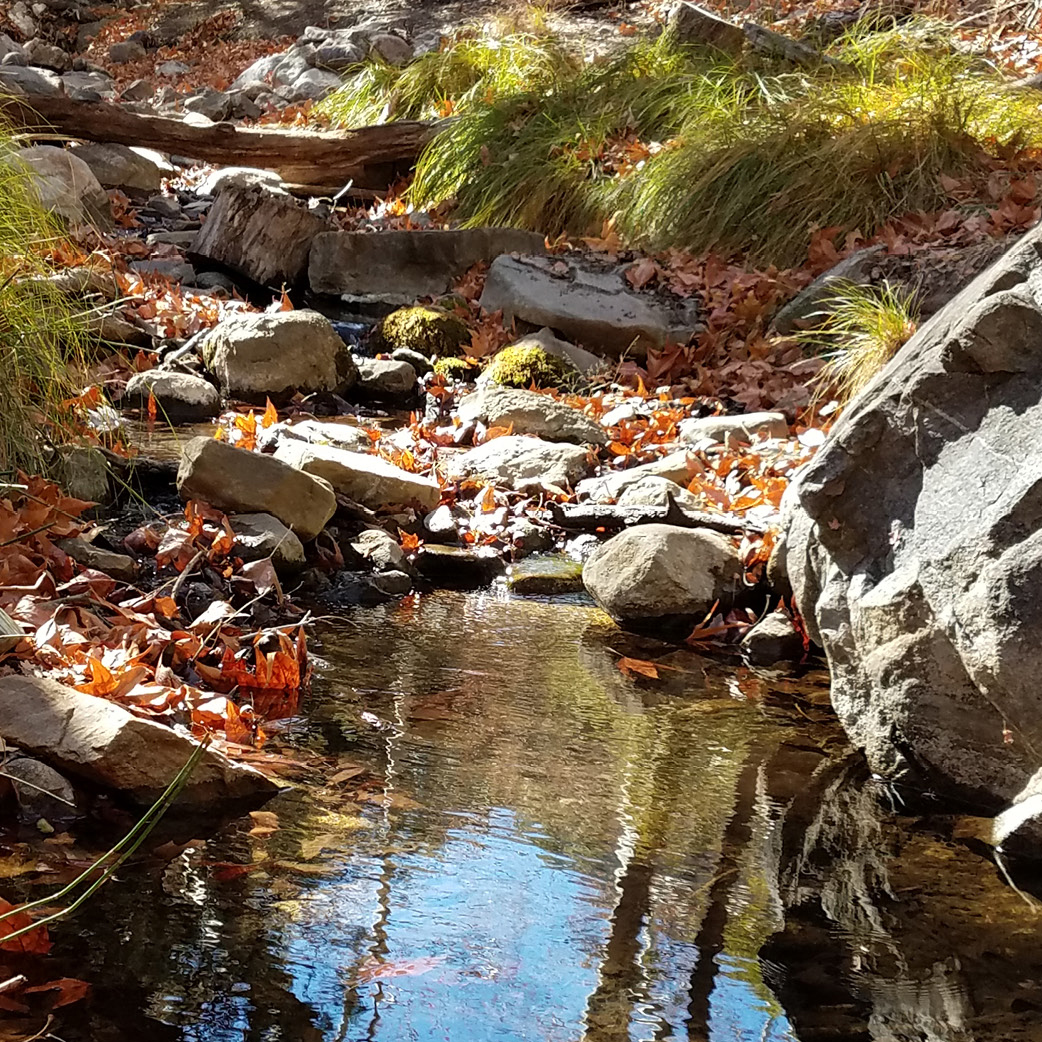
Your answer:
24;977;90;1009
248;811;279;838
617;657;660;680
328;765;366;786
209;862;266;882
357;954;447;983
0;898;51;955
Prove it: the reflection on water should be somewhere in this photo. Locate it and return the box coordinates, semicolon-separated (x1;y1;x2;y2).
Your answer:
34;592;1042;1041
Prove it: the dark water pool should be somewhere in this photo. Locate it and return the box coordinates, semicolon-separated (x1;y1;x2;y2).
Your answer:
19;591;1042;1041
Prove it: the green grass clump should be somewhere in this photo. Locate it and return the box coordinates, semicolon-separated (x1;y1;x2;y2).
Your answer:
371;305;471;357
802;280;919;402
483;343;576;389
318;29;580;126
406;28;1042;265
0;134;90;474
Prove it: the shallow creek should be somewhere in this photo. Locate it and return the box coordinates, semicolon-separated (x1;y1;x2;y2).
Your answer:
37;591;1042;1041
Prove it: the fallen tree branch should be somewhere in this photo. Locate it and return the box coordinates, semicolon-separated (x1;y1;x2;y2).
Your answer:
0;96;440;191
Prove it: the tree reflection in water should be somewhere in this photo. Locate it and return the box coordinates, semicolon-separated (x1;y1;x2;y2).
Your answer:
31;592;1042;1042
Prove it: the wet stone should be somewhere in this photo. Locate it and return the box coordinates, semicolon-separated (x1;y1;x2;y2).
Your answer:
507;556;585;596
414;545;505;589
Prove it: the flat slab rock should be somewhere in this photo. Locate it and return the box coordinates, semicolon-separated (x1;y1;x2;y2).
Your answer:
273;439;440;511
0;675;278;806
178;436;337;541
309;227;546;304
479;254;701;357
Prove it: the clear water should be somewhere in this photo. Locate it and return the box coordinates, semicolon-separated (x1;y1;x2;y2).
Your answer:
27;591;1042;1042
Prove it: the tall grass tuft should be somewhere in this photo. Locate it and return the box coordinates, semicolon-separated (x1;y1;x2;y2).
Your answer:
318;29;580;126
0;131;90;475
395;24;1042;263
802;280;919;402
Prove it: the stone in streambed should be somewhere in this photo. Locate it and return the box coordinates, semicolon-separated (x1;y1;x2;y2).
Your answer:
199;310;358;401
273;439;440;511
457;385;607;445
680;411;788;447
445;436;591;492
740;612;805;666
57;536;139;583
124;370;220;422
177;436;336;541
0;675;279;807
230;513;306;574
507;555;584;596
414;545;505;589
72;143;172;191
14;145;112;227
583;524;744;627
354;357;418;402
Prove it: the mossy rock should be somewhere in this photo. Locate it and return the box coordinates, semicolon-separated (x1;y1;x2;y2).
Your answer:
371;306;470;357
483;344;577;390
433;356;481;381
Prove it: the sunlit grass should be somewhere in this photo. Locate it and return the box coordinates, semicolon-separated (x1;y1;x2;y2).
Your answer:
378;19;1042;264
0;128;91;474
802;280;920;402
318;28;580;125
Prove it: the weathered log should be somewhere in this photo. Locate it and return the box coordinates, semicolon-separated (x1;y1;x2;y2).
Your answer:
549;499;760;536
0;94;439;190
188;182;331;287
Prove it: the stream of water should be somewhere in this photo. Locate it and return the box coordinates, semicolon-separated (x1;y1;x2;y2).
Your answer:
28;590;1042;1042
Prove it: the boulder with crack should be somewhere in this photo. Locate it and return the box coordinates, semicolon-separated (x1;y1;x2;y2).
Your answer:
783;220;1042;815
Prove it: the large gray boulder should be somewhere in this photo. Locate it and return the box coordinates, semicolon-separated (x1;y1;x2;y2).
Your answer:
72;143;171;190
14;145;111;227
273;439;440;511
177;436;337;540
478;254;701;357
457;385;608;445
0;675;278;806
584;524;744;626
783;221;1042;814
199;310;357;400
445;435;591;491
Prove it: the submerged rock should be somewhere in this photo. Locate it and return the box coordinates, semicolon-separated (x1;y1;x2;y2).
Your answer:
199;310;358;401
507;555;584;596
783;219;1042;813
0;675;279;806
414;545;505;589
583;524;744;627
178;436;336;541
